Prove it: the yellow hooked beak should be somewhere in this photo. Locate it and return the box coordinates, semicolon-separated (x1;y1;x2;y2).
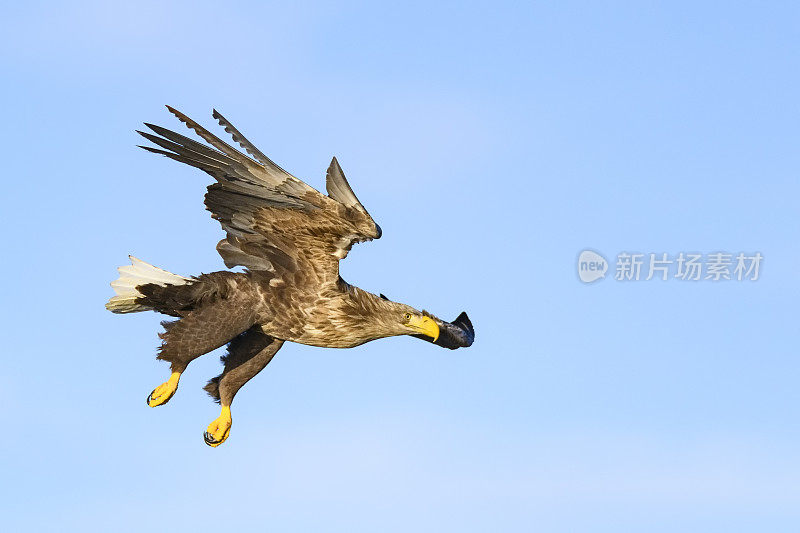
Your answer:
407;315;440;342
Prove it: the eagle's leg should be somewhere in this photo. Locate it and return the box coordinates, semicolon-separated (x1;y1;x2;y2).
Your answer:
203;327;284;447
147;296;257;407
147;371;181;407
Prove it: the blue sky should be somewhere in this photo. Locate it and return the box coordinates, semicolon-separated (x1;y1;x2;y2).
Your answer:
1;1;799;531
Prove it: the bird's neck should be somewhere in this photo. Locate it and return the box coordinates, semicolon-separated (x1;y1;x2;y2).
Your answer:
337;282;409;340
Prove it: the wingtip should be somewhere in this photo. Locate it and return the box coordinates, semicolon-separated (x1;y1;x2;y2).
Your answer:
212;108;227;127
327;156;344;176
165;105;185;120
137;144;167;155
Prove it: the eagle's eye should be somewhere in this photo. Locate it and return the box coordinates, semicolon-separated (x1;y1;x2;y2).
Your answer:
403;312;412;321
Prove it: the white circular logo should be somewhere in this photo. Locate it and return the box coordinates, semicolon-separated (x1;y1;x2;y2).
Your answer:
577;250;608;283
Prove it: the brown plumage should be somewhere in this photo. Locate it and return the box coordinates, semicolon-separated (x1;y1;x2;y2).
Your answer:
107;106;474;447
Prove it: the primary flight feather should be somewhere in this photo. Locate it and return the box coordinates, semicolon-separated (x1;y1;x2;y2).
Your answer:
107;106;474;447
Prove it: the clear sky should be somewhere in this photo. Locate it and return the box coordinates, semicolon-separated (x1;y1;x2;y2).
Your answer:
1;1;799;532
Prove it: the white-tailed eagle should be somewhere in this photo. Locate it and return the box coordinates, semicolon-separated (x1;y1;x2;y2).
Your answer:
107;107;474;446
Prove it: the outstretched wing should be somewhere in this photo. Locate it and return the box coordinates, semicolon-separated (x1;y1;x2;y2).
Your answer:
137;106;381;286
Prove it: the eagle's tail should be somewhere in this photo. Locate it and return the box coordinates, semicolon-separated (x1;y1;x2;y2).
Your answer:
106;256;191;313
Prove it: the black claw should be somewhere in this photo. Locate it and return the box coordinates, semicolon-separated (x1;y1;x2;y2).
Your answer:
204;432;219;446
146;391;155;405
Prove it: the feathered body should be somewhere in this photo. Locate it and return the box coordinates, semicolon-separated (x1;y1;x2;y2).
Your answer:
107;107;474;446
135;269;421;349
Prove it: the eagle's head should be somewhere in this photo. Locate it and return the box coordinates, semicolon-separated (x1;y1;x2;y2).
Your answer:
375;294;474;349
409;310;475;350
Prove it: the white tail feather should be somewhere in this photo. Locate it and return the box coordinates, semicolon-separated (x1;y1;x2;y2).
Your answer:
106;256;190;313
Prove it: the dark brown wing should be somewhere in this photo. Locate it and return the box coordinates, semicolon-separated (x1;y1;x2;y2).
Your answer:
137;106;381;286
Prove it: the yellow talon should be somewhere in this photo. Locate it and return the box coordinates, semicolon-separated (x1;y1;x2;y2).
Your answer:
204;406;232;447
147;372;181;407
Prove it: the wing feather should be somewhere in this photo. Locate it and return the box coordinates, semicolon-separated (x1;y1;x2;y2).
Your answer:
137;131;235;174
213;109;276;169
139;107;382;284
326;157;362;209
144;123;243;168
165;105;261;167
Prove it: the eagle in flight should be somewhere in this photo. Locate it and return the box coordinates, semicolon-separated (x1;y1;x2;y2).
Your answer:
107;107;474;447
